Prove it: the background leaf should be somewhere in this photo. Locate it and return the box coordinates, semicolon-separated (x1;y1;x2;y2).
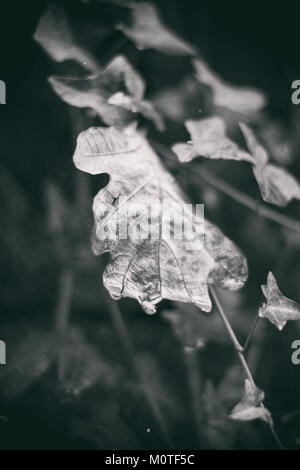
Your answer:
116;2;197;55
240;123;300;207
193;58;267;115
173;117;253;163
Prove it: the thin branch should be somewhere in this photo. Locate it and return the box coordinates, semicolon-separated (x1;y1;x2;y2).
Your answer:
209;286;285;449
243;316;261;354
198;168;300;233
209;286;254;384
150;139;300;234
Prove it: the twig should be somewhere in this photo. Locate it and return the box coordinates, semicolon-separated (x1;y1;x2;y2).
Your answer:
106;295;174;448
209;286;285;449
150;139;300;234
209;286;254;384
243;316;261;354
198;168;300;233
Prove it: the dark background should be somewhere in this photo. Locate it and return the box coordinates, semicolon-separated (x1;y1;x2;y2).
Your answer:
0;0;300;450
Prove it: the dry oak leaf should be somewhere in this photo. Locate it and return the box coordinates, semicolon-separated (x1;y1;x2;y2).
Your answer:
193;58;267;115
259;272;300;330
49;55;163;129
73;125;248;314
34;4;100;72
230;379;273;425
116;2;197;56
172;117;253;163
240;123;300;207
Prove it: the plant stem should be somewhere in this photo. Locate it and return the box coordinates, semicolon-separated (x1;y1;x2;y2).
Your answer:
209;286;285;449
106;295;174;448
198;167;300;233
209;286;254;384
150;139;300;234
243;316;261;354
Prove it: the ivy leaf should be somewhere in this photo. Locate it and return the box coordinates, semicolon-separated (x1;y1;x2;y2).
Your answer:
258;272;300;331
172;117;253;163
116;2;197;56
193;58;266;115
240;123;300;207
34;4;101;72
73;125;248;314
49;55;163;129
230;379;273;424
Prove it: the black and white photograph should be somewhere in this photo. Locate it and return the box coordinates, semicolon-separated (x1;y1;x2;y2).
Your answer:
1;0;300;453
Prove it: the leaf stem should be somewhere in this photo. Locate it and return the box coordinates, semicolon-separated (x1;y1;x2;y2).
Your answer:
209;286;254;384
209;286;285;449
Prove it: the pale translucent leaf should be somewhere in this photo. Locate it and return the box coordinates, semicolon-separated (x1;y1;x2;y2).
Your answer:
259;272;300;330
240;123;300;207
49;55;162;129
34;4;100;72
73;126;248;313
172;117;253;163
117;2;197;55
193;58;267;115
230;379;272;425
